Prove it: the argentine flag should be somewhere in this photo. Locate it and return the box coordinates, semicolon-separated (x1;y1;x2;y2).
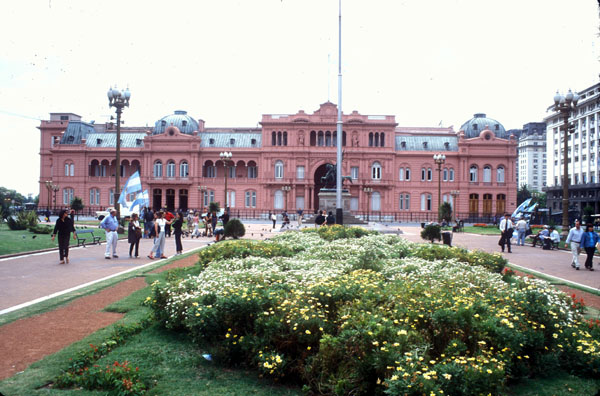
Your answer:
118;171;143;208
130;190;150;212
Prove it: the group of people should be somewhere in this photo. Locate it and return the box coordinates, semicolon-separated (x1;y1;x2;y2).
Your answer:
497;213;596;271
314;210;336;227
268;210;304;230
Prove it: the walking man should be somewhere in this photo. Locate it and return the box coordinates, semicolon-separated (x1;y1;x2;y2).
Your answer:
498;213;514;253
515;216;528;246
100;209;119;259
566;220;584;270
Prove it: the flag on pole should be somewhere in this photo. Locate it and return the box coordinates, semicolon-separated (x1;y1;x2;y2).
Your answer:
129;190;149;212
118;171;143;209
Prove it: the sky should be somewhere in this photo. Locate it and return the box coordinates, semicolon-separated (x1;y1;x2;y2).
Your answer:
0;0;598;197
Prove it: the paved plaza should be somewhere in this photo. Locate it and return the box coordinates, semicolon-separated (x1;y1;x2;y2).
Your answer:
0;222;598;317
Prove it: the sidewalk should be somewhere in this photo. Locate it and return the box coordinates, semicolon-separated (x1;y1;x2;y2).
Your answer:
395;225;600;292
0;223;281;315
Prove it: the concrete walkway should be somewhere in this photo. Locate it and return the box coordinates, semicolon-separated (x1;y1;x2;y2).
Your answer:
0;222;281;315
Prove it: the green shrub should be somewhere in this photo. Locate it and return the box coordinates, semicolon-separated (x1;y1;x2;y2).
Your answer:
224;218;245;239
316;224;374;241
7;216;27;230
196;239;294;267
420;224;441;243
7;210;37;230
28;224;53;234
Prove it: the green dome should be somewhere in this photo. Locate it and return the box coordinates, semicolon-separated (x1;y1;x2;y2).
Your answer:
460;113;507;139
153;110;198;135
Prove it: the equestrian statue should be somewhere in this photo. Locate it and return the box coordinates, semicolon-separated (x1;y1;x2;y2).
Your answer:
321;163;352;189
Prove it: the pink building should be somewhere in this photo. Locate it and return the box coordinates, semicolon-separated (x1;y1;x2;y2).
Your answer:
38;103;517;221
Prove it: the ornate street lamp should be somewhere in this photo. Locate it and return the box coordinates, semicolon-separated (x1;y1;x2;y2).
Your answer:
51;183;59;209
219;152;233;209
433;153;446;222
44;180;55;210
363;186;373;222
450;190;460;224
553;89;579;236
107;85;131;219
282;185;292;211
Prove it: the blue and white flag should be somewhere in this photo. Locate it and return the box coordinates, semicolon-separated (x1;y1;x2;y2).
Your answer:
130;190;149;212
117;171;143;209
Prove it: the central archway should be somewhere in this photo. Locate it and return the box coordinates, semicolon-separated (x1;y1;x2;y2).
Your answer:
313;163;333;212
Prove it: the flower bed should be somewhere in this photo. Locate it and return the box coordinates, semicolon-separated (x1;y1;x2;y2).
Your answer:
149;228;599;396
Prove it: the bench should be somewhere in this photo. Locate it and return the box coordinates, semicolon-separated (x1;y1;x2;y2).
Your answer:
76;229;102;247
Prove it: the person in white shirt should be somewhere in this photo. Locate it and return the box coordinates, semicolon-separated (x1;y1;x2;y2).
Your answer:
565;220;584;270
498;213;514;253
548;226;561;249
515;216;528;246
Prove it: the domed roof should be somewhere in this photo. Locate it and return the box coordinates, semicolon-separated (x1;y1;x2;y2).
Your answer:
459;113;508;139
153;110;199;135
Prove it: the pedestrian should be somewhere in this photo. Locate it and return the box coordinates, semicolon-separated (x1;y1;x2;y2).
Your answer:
187;210;194;235
531;226;549;248
211;211;218;235
580;223;598;271
565;220;584;270
515;216;528;246
148;211;171;259
51;209;77;264
315;210;325;228
326;211;336;225
297;208;304;228
220;208;230;228
128;213;142;258
99;209;119;259
548;226;561;249
191;211;201;238
281;214;290;230
164;209;174;237
143;207;154;238
204;213;212;237
498;213;514;253
173;211;184;255
270;212;276;229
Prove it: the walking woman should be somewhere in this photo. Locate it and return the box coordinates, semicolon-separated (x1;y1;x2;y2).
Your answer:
191;211;200;238
128;213;142;258
173;211;184;255
148;211;171;259
580;223;599;271
51;209;77;264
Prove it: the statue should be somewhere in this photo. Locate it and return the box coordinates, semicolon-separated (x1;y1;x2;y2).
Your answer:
321;163;353;189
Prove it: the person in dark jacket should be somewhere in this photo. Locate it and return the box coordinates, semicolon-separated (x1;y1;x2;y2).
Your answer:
314;210;325;227
128;213;142;258
51;209;77;264
173;211;184;255
219;209;230;228
326;211;336;225
580;223;599;271
143;207;154;238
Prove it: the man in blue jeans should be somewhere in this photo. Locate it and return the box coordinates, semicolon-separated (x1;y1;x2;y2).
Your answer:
515;216;528;246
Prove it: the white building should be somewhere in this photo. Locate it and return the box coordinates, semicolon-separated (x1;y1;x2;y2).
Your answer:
545;80;600;214
517;122;547;192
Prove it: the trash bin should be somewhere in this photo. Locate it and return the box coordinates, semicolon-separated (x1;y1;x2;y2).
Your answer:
421;222;426;228
442;231;452;246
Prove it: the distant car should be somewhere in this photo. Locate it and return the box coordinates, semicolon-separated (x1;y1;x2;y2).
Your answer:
96;206;138;220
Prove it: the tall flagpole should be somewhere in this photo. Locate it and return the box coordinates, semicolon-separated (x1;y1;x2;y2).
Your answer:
335;0;344;225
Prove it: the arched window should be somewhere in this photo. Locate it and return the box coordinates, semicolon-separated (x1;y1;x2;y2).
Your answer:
204;161;216;178
89;188;100;205
399;167;404;181
421;168;426;181
380;132;385;147
153;160;163;178
180;161;189;178
427;168;432;181
166;160;176;178
274;190;284;209
283;131;287;146
325;131;332;146
470;166;478;182
272;131;276;146
469;193;479;214
65;163;74;176
109;188;115;205
405;168;411;181
369;132;374;147
371;191;381;211
275;160;284;179
318;131;324;146
374;132;380;147
421;193;432;211
277;131;282;146
310;131;316;146
399;193;410;210
443;168;448;181
371;162;382;180
449;168;455;181
497;166;505;183
483;166;492;183
245;191;257;208
247;161;257;178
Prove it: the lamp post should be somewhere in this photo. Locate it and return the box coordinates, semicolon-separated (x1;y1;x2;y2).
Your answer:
450;190;460;224
553;89;579;236
363;186;373;222
220;152;232;209
282;185;291;212
433;153;446;222
44;180;55;210
51;183;59;209
107;85;131;219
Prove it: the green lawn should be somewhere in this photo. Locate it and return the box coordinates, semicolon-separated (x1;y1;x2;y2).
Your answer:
0;226;106;256
462;225;502;235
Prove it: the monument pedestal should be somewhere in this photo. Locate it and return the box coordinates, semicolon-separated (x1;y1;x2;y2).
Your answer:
317;189;366;225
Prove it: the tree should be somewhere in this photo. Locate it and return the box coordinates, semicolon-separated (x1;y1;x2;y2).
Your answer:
420;224;441;243
583;205;594;225
439;202;452;223
0;187;26;212
224;218;245;239
209;201;220;214
517;185;532;206
70;196;84;220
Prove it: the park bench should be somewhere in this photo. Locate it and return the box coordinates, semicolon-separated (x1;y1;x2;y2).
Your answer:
76;229;102;247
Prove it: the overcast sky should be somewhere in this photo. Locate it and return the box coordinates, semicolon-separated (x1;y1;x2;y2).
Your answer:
1;0;598;197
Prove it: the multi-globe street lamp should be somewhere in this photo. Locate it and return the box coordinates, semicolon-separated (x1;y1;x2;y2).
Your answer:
107;85;131;219
553;89;579;236
363;186;373;222
219;152;233;209
433;153;446;222
282;185;291;212
44;180;57;210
